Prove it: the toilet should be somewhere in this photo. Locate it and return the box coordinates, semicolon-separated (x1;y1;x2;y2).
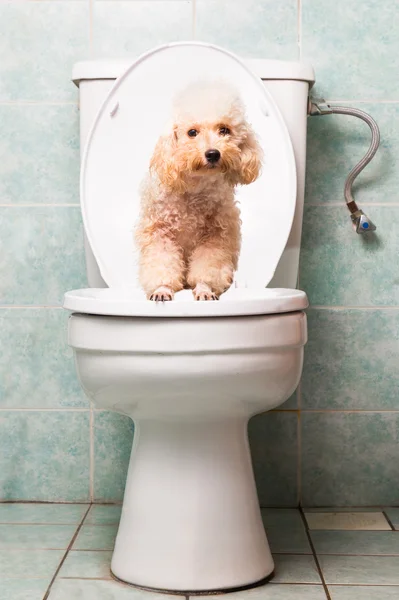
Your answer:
64;43;314;593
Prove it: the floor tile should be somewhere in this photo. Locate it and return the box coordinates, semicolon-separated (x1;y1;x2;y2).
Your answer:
48;578;181;599
311;530;399;555
249;412;298;507
59;550;112;579
0;503;88;524
319;555;399;585
0;549;64;578
85;504;122;525
209;583;327;599
72;524;118;550
385;508;399;530
305;512;391;531
0;580;50;600
329;586;399;600
0;524;77;549
272;554;321;584
262;509;311;554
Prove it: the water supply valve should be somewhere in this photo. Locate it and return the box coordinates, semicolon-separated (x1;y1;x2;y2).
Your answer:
350;209;377;234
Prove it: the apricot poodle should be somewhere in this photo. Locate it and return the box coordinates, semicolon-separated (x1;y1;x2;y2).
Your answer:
135;81;262;301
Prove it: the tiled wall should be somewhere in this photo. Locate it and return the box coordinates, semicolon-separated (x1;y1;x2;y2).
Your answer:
0;0;398;507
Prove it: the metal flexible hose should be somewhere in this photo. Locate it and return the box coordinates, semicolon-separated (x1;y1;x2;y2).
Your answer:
309;98;380;233
329;106;380;206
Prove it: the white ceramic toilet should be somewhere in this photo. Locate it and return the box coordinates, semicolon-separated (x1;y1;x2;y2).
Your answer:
64;43;314;593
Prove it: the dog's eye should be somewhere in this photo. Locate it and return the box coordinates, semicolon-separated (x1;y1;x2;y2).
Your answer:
187;129;198;137
219;127;231;136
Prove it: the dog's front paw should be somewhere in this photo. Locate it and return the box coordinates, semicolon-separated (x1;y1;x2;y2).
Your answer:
195;291;218;301
149;286;174;302
193;283;218;301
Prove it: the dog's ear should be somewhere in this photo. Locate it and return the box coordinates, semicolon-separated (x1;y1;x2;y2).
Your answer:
150;126;186;192
237;126;262;185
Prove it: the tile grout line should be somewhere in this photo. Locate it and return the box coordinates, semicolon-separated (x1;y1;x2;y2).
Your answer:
298;505;399;510
289;552;399;556
0;408;89;412
290;409;399;414
299;507;332;600
0;407;393;415
319;99;399;104
89;404;95;502
3;202;399;208
2;100;399;105
305;202;399;207
60;549;114;553
326;584;399;587
297;0;302;60
383;510;396;531
0;102;78;106
5;305;399;312
191;0;196;39
258;408;399;416
0;204;80;207
0;518;93;527
89;0;94;57
0;306;63;309
0;501;91;505
297;382;302;506
42;503;92;600
309;306;399;310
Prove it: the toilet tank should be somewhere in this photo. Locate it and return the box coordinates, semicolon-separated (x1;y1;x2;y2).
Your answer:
72;58;315;289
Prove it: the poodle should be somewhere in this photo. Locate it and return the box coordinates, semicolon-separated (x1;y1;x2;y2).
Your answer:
135;80;262;301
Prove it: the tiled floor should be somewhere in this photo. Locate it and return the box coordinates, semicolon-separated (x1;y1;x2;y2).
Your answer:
0;504;398;600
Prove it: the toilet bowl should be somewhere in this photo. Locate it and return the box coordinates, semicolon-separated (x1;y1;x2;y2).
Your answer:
64;43;314;592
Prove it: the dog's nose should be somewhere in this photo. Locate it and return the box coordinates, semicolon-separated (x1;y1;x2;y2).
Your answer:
205;149;221;163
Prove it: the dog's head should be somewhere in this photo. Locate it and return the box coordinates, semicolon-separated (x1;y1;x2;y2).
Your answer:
150;81;262;192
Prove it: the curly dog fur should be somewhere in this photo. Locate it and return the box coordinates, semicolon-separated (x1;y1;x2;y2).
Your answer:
135;81;262;301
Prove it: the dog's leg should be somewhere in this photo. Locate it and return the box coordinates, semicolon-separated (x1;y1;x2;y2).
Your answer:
139;237;185;301
187;244;235;301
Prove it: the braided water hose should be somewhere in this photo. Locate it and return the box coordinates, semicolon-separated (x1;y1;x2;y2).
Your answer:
309;98;380;233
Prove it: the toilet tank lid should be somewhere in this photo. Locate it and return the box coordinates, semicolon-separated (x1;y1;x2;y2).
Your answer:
72;57;315;87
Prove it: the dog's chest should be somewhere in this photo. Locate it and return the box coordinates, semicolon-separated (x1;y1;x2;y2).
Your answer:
174;200;214;247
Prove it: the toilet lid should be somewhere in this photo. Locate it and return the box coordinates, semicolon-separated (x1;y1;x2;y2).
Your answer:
81;42;297;290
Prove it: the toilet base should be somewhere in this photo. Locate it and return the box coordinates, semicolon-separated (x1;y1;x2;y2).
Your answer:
111;416;274;592
110;568;275;595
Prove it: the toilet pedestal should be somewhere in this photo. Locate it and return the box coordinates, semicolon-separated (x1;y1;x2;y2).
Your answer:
111;417;274;592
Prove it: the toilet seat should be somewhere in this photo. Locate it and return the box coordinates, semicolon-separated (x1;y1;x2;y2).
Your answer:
64;287;307;317
80;42;297;293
